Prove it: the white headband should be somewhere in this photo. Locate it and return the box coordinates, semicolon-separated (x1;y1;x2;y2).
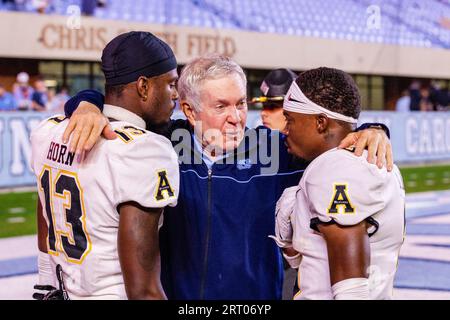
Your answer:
283;81;358;124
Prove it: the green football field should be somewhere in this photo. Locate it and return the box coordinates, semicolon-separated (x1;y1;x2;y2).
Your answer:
400;164;450;193
0;164;449;239
0;192;37;239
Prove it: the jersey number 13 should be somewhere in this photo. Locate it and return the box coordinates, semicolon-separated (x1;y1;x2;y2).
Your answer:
39;166;91;264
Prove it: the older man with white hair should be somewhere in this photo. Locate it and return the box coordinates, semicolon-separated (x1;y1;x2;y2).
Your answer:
61;54;392;300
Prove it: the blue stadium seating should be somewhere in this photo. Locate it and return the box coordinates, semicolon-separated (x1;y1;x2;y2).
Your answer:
1;0;449;49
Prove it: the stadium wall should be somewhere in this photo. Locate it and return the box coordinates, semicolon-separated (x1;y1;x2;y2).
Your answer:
0;111;450;188
0;12;450;78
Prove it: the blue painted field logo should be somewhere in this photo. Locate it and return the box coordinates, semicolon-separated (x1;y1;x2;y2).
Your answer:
237;159;252;170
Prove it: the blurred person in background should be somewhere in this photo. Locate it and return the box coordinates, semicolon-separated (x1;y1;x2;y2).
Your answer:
430;81;449;111
82;0;106;15
55;85;70;107
0;84;17;111
409;80;421;111
419;87;434;112
1;0;16;10
46;86;70;113
251;68;297;131
5;0;26;11
395;89;411;112
81;0;95;15
45;87;57;112
13;71;34;110
31;77;48;111
31;0;51;13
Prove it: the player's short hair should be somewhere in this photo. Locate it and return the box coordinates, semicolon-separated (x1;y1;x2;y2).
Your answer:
178;54;247;112
105;84;126;98
296;67;361;120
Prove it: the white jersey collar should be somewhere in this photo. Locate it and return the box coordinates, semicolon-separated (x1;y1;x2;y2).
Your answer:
103;104;146;129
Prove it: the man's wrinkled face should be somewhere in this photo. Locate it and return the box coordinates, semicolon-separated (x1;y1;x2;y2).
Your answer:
283;110;321;161
145;69;179;126
195;74;247;154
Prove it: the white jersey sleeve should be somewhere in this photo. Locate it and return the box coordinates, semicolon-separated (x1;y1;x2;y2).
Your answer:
111;133;179;209
304;149;386;229
29;115;67;175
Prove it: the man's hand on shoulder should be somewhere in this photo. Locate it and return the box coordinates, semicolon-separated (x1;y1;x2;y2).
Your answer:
62;101;117;156
338;128;393;172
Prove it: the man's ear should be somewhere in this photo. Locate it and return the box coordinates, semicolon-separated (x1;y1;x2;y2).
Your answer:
136;76;150;101
181;100;197;127
316;114;329;134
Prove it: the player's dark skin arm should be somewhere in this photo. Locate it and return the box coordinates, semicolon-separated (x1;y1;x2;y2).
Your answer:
37;199;48;254
318;222;369;285
118;202;167;300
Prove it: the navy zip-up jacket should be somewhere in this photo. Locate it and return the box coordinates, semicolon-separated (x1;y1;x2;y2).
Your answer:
160;120;304;300
65;90;389;300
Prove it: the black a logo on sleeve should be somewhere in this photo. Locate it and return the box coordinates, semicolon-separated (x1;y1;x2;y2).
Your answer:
327;184;355;214
155;170;175;201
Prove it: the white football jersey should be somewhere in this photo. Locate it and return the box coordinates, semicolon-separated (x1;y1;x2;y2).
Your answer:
30;109;179;300
290;148;405;300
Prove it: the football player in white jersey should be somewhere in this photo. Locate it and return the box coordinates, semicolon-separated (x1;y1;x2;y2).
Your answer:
271;67;405;300
30;31;180;300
